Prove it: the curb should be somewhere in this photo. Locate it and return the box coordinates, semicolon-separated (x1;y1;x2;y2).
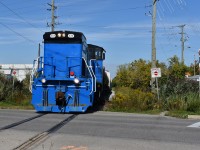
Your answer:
159;111;168;116
188;115;200;119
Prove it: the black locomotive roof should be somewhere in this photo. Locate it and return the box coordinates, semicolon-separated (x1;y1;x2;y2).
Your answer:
43;30;86;43
88;44;106;52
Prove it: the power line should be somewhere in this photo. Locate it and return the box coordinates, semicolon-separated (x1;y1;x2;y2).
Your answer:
0;1;43;32
61;6;151;17
66;24;151;31
0;22;36;44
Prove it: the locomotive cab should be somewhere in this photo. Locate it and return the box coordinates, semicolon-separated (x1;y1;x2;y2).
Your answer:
88;44;105;84
88;44;105;60
87;44;106;103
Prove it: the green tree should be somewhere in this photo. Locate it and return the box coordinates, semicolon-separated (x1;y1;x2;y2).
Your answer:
113;64;131;87
168;55;188;81
112;59;152;91
128;59;151;91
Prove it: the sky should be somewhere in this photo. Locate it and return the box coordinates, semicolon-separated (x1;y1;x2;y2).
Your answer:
0;0;200;78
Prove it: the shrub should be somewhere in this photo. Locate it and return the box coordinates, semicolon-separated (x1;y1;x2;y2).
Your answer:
187;100;200;112
186;93;200;112
164;92;200;113
0;73;31;105
166;96;187;111
109;87;158;112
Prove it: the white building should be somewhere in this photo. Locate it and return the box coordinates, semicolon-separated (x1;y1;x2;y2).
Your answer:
0;64;33;81
186;75;200;82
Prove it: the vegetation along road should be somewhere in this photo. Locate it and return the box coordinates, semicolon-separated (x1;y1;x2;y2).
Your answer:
0;109;200;150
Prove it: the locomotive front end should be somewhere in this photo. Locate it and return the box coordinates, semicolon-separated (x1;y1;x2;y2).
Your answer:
30;31;95;113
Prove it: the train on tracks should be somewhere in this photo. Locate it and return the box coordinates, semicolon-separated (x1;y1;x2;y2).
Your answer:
30;30;111;113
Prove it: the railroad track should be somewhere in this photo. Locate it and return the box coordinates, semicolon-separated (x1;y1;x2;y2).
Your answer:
0;113;47;131
13;114;77;150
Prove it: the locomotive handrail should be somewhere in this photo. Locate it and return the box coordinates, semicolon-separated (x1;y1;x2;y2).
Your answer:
82;57;96;95
29;57;40;93
89;59;97;93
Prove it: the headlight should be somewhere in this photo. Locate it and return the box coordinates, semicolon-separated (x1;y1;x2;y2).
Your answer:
74;78;80;84
41;78;46;83
57;33;61;37
62;33;66;37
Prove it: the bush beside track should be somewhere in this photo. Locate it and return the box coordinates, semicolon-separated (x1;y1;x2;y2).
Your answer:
0;73;33;109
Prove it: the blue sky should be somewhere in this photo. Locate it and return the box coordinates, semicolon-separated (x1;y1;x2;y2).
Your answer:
0;0;200;77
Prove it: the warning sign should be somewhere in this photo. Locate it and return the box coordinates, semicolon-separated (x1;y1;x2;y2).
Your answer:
151;68;161;78
13;70;17;75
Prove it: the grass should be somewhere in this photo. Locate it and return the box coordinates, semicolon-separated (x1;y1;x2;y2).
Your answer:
165;110;189;119
104;101;200;119
165;110;200;119
104;103;162;115
105;109;162;115
0;101;34;110
105;108;200;119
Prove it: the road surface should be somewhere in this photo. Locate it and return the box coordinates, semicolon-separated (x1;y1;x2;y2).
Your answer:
0;109;200;150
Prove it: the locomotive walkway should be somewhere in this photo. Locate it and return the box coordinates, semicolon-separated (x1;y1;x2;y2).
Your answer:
0;109;200;150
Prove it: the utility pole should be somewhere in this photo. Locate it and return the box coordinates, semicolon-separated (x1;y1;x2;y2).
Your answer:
51;0;55;32
172;24;187;64
151;0;157;92
179;24;186;64
194;54;196;76
37;43;41;69
47;0;58;31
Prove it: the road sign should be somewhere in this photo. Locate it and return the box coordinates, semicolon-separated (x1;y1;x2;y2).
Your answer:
151;68;161;78
12;70;16;75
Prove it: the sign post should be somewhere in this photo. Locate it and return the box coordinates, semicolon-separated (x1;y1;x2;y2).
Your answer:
151;68;161;101
11;69;17;101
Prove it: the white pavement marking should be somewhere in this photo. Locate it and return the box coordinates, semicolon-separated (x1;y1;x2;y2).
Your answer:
187;122;200;128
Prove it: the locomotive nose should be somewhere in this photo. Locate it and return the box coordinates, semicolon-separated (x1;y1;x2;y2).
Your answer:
31;30;108;113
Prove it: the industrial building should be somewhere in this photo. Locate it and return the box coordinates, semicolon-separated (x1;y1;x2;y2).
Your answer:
0;64;32;81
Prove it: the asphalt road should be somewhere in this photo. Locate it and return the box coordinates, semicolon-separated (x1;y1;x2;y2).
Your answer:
0;109;200;150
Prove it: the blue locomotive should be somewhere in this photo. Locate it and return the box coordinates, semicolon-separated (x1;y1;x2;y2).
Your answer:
30;30;109;113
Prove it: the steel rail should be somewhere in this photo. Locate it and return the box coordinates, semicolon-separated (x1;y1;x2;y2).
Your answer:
0;113;47;131
13;114;77;150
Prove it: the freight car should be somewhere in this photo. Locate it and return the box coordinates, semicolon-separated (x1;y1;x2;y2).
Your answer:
30;30;110;113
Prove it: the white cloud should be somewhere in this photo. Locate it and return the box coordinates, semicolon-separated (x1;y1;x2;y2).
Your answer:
87;31;151;41
60;17;91;24
104;23;152;29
